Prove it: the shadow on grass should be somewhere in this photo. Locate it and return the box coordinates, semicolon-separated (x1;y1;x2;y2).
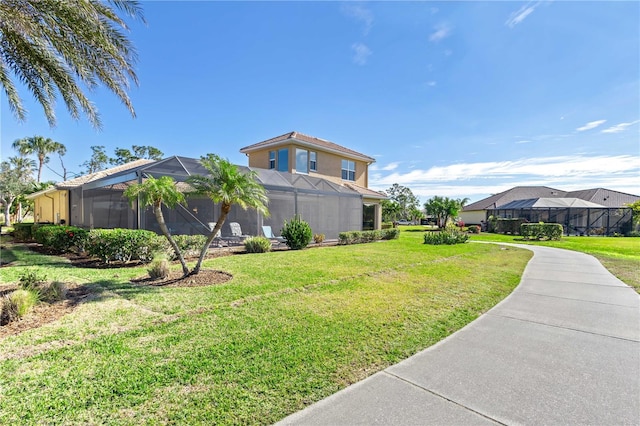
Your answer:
0;246;18;265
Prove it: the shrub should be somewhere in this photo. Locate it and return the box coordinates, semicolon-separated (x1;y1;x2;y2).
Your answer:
148;254;170;280
12;223;35;242
86;228;158;263
34;225;89;253
313;233;325;244
423;229;469;245
38;281;68;303
338;229;399;245
520;223;563;240
18;270;47;291
9;289;39;318
0;295;19;325
467;225;480;234
281;215;313;250
172;234;207;259
244;236;272;253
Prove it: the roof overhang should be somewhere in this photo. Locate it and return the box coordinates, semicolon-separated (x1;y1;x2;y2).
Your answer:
25;187;60;200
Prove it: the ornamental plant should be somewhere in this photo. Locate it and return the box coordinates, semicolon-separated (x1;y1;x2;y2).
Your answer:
281;215;312;250
244;236;272;253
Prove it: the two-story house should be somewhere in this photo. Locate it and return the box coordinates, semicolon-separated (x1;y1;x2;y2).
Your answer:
240;131;386;231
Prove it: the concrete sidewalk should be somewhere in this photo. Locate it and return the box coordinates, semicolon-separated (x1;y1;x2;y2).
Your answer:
277;244;640;425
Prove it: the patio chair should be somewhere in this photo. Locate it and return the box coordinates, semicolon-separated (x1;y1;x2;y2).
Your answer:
208;222;223;247
229;222;249;245
262;225;286;246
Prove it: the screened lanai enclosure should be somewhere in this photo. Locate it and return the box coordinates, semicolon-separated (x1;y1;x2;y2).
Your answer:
488;198;635;236
69;156;366;240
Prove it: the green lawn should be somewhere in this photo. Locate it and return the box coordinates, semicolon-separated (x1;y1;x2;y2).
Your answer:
3;231;528;424
470;232;640;292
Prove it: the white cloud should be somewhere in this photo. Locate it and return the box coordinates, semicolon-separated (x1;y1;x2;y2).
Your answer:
373;155;640;185
381;162;400;171
601;120;640;134
505;2;542;28
341;3;374;35
351;43;372;65
426;81;437;87
576;120;606;132
429;23;451;42
516;140;531;144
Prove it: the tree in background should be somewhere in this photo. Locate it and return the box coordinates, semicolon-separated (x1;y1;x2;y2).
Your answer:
381;199;401;223
12;136;66;182
0;157;35;225
627;200;640;227
385;184;419;220
81;146;110;174
409;206;424;224
123;176;190;277
110;145;164;165
424;196;469;228
0;0;143;128
186;154;269;275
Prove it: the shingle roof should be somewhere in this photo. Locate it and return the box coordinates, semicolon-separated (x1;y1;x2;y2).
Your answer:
464;186;566;211
239;131;376;163
565;188;640;208
56;159;155;189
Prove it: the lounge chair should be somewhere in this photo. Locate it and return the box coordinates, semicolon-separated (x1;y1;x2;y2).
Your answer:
229;222;249;245
208;222;223;247
262;225;286;246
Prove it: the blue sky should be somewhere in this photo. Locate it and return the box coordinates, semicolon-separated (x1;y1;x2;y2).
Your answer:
1;1;639;204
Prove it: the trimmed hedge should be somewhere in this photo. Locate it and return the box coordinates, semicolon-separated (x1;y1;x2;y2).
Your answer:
338;228;400;245
520;223;563;240
86;229;159;263
12;223;35;242
423;229;469;245
34;225;89;254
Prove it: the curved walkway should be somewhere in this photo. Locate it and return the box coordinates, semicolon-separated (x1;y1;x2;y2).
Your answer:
277;244;640;425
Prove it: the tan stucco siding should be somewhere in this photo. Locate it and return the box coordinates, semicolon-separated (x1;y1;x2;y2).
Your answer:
34;190;69;224
245;145;369;187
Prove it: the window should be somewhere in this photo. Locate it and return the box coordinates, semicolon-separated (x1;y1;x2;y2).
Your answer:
269;151;276;169
277;148;288;172
341;159;355;181
295;148;308;174
309;151;317;171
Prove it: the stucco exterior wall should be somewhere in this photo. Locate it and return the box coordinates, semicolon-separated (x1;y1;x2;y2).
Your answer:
459;210;487;225
34;190;69;224
245;144;369;188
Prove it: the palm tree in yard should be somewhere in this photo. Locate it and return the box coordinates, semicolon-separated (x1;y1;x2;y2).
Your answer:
123;176;190;277
187;154;269;275
0;0;143;128
12;136;66;182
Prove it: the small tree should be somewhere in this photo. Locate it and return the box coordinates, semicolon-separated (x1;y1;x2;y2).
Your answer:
123;176;190;277
381;199;401;223
0;157;35;225
186;154;269;275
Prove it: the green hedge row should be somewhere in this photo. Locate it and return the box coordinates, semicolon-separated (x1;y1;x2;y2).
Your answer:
423;229;469;245
520;223;563;240
34;225;89;253
338;229;400;245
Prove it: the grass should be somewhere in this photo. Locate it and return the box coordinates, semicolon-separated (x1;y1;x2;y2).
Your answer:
2;231;530;424
469;232;640;292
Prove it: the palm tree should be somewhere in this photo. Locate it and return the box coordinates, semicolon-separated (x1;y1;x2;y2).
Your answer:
187;154;269;275
123;176;190;277
12;136;66;182
0;0;143;128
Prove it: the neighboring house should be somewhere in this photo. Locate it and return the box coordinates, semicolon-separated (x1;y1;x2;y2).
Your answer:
461;186;639;236
26;133;387;239
26;159;154;225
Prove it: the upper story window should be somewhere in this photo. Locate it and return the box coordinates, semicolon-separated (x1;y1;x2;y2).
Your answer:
269;151;276;169
341;159;355;181
309;151;317;171
277;148;288;172
296;148;308;174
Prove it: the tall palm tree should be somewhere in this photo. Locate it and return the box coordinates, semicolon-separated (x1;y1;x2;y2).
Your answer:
12;136;66;182
187;154;269;275
0;0;143;128
123;176;190;277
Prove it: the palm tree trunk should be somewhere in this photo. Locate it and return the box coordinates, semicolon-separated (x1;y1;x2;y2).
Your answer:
191;204;231;275
153;204;189;277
